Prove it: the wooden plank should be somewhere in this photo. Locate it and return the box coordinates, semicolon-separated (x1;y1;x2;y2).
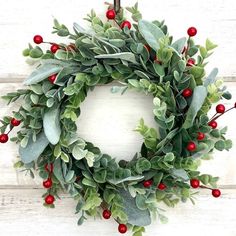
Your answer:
0;82;236;186
1;0;236;80
0;188;236;236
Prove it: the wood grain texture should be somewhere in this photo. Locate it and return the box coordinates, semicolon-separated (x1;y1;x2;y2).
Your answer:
1;0;236;80
0;82;236;186
0;188;236;236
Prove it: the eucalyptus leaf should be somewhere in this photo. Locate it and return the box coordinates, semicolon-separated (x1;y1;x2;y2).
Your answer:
171;37;186;53
170;168;189;181
43;106;61;145
24;64;63;85
19;132;49;164
138;20;165;51
182;86;207;129
95;52;137;64
203;68;218;87
119;190;151;227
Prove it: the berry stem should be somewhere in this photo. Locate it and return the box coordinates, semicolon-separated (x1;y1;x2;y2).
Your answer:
209;106;235;122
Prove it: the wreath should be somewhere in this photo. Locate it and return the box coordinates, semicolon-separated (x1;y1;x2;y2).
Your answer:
0;2;235;235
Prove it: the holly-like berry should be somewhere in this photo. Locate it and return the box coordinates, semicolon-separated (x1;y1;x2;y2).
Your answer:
212;189;221;198
11;118;21;126
234;102;236;108
216;104;225;113
118;224;128;234
187;141;196;152
208;120;217;129
187;27;197;37
43;178;53;189
44;163;53;173
187;58;195;66
143;179;153;188
120;20;132;29
182;88;193;98
45;194;55;205
106;9;116;19
33;35;43;44
50;44;60;53
197;132;205;141
157;183;166;190
102;209;112;219
48;74;57;84
190;179;200;188
0;134;8;143
144;44;151;52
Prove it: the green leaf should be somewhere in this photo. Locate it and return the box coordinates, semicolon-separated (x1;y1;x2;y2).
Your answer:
215;140;225;151
95;52;137;64
24;63;63;85
61;152;69;162
82;178;97;187
189;66;205;79
19;132;49;164
203;68;218;87
93;170;107;183
206;38;217;51
108;175;144;185
29;48;43;58
170;168;189;181
136;158;151;174
53;158;65;184
119;190;151;227
182;86;207;129
72;145;88;160
153;62;165;77
43;106;61;145
138;20;165;51
171;37;186;53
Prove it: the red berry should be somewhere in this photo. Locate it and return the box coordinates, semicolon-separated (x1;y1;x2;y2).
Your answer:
143;180;153;188
208;120;217;129
157;183;166;190
144;44;151;52
118;224;127;234
216;104;225;113
106;9;116;19
187;141;196;152
33;35;43;44
10;118;21;126
48;74;57;84
190;179;200;188
44;163;53;173
120;20;132;30
212;189;221;198
43;178;53;189
197;132;205;141
50;44;60;53
234;102;236;108
45;194;55;205
102;209;111;219
187;27;197;37
187;58;195;66
182;88;193;98
0;134;8;143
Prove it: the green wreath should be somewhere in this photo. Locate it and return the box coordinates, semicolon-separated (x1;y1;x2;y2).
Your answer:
0;3;235;235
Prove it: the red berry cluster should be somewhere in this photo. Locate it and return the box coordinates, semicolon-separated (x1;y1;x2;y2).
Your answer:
44;163;55;205
106;9;132;30
102;208;127;234
143;179;167;191
190;179;221;198
0;118;21;144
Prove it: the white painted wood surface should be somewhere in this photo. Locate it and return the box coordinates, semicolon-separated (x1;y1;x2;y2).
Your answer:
1;0;236;235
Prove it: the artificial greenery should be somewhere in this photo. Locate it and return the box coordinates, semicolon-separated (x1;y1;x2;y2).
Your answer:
0;3;233;235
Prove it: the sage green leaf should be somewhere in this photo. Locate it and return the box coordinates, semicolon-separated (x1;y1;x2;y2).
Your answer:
171;37;186;53
53;158;65;185
19;132;49;164
182;86;207;129
43;106;61;145
95;52;137;64
170;168;189;181
73;22;95;36
24;64;63;85
120;190;151;227
153;62;165;77
138;20;165;51
93;170;107;183
85;151;95;167
82;178;97;187
136;158;151;174
203;68;218;87
108;175;144;185
72;145;88;160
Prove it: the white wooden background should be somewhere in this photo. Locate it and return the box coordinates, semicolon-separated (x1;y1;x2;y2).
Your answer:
1;0;236;235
